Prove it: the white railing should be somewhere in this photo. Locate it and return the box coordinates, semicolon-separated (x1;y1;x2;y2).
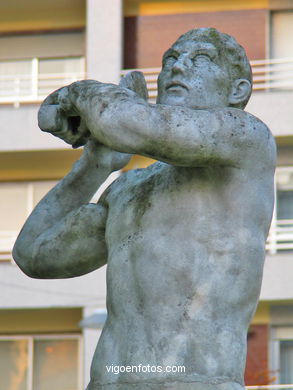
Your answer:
252;57;293;90
0;218;292;261
121;57;293;102
247;385;293;389
0;231;18;261
0;56;293;106
121;67;159;102
266;219;293;255
0;57;85;105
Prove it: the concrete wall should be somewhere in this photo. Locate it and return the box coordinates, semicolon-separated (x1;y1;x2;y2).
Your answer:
86;0;123;83
0;262;106;309
247;91;293;137
261;253;293;300
0;32;85;61
0;105;67;151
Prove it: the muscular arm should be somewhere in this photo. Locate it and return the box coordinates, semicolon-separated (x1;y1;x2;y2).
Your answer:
12;141;131;279
39;81;276;169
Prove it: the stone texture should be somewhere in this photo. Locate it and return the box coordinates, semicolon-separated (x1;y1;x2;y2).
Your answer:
13;28;276;390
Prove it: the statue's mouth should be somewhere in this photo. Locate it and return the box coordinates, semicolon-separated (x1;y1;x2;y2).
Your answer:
166;81;188;91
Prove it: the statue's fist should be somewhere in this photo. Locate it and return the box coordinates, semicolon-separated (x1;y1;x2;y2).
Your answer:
84;140;132;172
38;86;90;148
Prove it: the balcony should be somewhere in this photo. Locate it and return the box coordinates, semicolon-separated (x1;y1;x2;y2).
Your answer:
0;231;18;261
0;56;293;105
0;57;85;106
0;56;292;140
121;57;293;102
2;220;293;262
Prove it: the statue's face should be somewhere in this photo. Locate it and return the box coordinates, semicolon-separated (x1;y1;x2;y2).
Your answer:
157;39;232;109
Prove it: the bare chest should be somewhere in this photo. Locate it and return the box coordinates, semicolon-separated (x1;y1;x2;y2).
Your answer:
105;162;261;241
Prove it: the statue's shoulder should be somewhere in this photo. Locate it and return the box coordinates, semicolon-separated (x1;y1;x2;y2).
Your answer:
221;107;276;168
99;161;164;204
221;107;269;132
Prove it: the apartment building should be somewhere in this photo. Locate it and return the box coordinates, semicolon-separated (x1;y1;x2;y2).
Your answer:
0;0;293;389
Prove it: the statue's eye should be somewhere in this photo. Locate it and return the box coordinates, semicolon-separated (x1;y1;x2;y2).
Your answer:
164;55;178;65
192;54;212;62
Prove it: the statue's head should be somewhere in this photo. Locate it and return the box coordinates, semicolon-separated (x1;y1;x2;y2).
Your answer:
157;28;252;110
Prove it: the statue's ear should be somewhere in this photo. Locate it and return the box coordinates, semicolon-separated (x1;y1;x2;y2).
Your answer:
228;79;252;107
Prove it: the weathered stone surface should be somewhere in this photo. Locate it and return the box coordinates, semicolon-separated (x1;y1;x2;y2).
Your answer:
13;28;276;390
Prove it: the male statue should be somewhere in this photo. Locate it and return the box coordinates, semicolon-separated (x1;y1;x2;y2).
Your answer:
13;28;276;390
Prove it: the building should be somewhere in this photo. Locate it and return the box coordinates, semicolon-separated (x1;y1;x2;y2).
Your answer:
0;0;293;388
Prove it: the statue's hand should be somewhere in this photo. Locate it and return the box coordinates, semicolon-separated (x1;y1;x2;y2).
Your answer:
38;81;135;149
38;73;148;149
38;84;93;148
83;139;132;172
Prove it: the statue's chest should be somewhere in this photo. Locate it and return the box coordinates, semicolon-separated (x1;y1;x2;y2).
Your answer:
106;163;230;238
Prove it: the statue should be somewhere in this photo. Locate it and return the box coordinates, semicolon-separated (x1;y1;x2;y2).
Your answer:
13;28;276;390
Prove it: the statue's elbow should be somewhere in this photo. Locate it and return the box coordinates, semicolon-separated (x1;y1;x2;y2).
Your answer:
12;242;41;279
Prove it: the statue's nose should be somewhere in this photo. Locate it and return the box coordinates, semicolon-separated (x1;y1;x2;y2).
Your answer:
172;55;190;73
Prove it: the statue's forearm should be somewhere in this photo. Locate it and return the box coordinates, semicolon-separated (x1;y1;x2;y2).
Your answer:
30;154;110;223
12;149;111;264
80;94;156;155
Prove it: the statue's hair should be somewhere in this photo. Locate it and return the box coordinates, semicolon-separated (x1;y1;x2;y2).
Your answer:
173;28;252;109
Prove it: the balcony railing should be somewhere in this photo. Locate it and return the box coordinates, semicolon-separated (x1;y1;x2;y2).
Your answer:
266;219;293;255
247;385;293;389
0;231;18;261
121;57;293;102
1;218;292;261
0;56;293;105
0;57;85;106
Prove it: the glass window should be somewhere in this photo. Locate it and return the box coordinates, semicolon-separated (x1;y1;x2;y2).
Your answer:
0;60;32;98
33;339;79;390
0;183;29;231
38;57;84;97
280;340;293;384
39;58;84;76
0;180;57;259
271;11;293;59
276;169;293;220
0;339;28;390
0;336;81;390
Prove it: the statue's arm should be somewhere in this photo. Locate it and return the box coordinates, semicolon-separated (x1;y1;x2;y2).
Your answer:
39;81;276;168
12;141;131;279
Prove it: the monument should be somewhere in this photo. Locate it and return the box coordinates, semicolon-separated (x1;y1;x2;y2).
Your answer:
13;28;276;390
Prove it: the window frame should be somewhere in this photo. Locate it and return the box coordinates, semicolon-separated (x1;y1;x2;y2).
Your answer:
0;334;83;390
270;326;293;385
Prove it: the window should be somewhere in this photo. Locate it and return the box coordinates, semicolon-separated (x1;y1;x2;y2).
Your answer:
0;335;82;390
0;177;117;261
0;60;33;98
276;168;293;220
267;167;293;253
269;11;293;90
0;56;85;103
271;11;293;59
0;181;57;261
280;340;293;384
271;326;293;387
38;57;85;97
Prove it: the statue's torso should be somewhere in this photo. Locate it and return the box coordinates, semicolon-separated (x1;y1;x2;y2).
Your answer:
89;160;274;388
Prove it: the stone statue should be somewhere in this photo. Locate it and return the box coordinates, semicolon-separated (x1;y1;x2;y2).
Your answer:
13;28;276;390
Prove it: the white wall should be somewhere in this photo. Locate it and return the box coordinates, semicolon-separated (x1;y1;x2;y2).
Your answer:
247;90;293;137
0;32;85;60
0;105;68;151
86;0;123;83
261;253;293;300
0;262;107;308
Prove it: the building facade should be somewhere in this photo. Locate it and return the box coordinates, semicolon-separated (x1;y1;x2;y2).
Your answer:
0;0;293;389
